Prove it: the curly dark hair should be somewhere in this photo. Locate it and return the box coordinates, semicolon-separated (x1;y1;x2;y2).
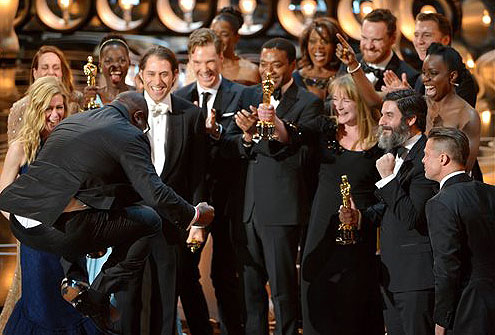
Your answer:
298;17;345;70
214;6;244;32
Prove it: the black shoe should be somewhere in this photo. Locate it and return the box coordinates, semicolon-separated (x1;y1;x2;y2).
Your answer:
61;278;120;334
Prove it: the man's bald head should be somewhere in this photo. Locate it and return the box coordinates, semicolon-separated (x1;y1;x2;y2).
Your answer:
115;91;149;131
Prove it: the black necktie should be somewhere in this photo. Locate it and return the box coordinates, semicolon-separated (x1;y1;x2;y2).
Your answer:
390;146;408;158
272;88;282;101
201;92;211;117
362;63;384;79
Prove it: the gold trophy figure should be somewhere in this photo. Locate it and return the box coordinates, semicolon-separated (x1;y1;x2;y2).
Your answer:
336;175;358;245
187;238;202;253
83;56;100;110
256;72;276;140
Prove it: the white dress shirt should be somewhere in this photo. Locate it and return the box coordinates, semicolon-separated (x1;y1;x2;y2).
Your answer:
270;78;293;110
376;133;422;189
197;75;222;118
145;91;171;176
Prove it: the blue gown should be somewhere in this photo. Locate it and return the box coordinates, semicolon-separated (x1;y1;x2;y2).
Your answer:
4;164;101;335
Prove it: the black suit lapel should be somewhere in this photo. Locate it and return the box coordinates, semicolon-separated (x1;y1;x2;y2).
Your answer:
276;82;298;119
162;96;184;180
215;80;236;118
396;134;426;182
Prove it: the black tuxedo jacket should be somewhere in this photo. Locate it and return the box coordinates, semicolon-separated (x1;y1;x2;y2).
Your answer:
223;82;323;226
365;135;438;292
426;173;495;331
0;101;195;228
175;78;245;216
157;94;207;205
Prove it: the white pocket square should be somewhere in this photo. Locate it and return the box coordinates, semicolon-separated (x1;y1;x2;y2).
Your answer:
222;112;235;118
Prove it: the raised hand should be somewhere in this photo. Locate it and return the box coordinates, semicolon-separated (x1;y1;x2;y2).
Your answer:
339;196;360;227
83;85;99;107
381;71;411;94
376;153;396;179
205;108;220;136
235;107;258;141
194;202;214;227
336;33;358;69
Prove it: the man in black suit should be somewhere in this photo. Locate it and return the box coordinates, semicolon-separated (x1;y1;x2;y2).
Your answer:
116;46;210;335
423;127;495;335
175;28;245;335
341;89;437;335
0;92;214;333
223;38;322;335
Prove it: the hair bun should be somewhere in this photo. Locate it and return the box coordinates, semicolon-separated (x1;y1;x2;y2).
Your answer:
218;6;244;30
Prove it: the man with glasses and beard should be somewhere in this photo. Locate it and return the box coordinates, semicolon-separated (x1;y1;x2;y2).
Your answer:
340;89;438;335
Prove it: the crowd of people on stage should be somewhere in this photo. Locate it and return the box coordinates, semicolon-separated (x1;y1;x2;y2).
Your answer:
0;5;493;335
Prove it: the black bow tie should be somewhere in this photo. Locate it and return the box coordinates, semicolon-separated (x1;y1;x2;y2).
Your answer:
389;146;408;158
362;63;384;79
272;88;282;101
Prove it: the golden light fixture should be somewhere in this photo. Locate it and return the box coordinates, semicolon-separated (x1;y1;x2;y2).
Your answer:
466;54;475;69
239;0;257;28
57;0;71;24
301;0;317;25
360;1;374;16
482;9;491;26
481;110;491;125
179;0;196;24
420;5;437;14
119;0;138;27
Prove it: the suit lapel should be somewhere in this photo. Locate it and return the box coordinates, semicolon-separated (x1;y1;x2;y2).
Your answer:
216;80;235;118
162;96;184;180
276;82;298;119
396;134;426;182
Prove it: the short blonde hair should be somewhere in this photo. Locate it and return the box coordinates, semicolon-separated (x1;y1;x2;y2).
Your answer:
19;76;69;164
329;75;380;150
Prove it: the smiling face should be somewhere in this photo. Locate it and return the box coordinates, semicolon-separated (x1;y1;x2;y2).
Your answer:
33;52;63;80
259;48;295;90
422;54;455;101
307;28;334;69
190;43;223;89
377;100;412;150
41;93;65;138
360;20;395;64
100;44;130;88
413;20;450;61
332;89;357;126
139;55;177;103
211;19;238;56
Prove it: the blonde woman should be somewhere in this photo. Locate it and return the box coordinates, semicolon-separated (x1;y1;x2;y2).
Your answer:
0;77;99;334
301;75;384;335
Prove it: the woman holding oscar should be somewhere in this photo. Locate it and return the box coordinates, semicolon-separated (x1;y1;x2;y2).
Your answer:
300;75;384;334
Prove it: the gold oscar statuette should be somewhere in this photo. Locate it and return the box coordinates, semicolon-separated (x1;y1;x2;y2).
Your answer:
336;175;358;245
83;56;100;110
256;72;276;140
187;239;202;253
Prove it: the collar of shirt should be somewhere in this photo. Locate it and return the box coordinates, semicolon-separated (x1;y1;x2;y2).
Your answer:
440;170;466;189
144;90;170;176
145;91;171;117
403;132;422;153
197;75;222;115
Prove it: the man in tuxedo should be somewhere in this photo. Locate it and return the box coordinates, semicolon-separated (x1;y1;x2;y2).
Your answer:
175;28;245;334
223;38;322;335
423;127;495;335
116;45;210;335
341;89;437;335
0;92;214;333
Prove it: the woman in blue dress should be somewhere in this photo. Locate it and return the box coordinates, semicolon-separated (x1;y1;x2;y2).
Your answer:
0;76;100;334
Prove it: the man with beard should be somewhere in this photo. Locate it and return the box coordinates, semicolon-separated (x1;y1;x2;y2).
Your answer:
341;89;438;335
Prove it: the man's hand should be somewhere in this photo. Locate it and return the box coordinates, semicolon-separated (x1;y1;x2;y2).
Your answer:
187;226;207;244
257;103;289;143
194;202;214;227
376;153;396;179
235;107;258;141
381;71;411;94
336;33;359;70
435;324;446;335
339;196;360;227
205;108;220;137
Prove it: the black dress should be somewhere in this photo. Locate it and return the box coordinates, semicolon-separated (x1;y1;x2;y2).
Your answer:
301;121;384;335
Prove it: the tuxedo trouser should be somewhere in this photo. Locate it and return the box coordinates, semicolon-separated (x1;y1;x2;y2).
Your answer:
236;211;300;335
209;213;244;335
10;206;161;297
382;288;434;335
